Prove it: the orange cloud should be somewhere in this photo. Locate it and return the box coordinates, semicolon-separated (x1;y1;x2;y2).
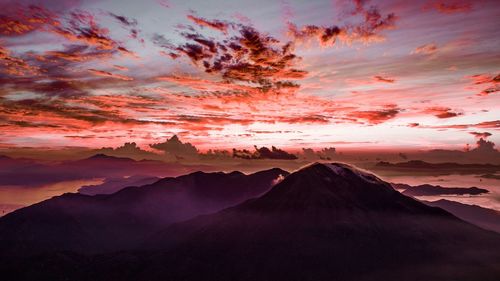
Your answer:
88;69;134;81
0;45;40;76
287;1;396;45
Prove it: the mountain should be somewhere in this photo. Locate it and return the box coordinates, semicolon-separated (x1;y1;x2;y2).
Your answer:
424;199;500;234
401;184;488;196
136;163;500;281
0;168;287;255
1;163;499;281
78;175;160;195
374;160;500;175
0;154;209;187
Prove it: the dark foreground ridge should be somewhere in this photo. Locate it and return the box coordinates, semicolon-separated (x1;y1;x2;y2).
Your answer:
1;163;499;281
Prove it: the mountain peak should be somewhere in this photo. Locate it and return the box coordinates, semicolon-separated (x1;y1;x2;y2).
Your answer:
310;162;384;183
243;162;440;215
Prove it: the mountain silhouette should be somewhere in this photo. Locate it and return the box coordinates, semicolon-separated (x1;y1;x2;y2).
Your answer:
1;163;499;281
401;184;488;196
0;168;287;255
0;153;210;187
139;163;500;281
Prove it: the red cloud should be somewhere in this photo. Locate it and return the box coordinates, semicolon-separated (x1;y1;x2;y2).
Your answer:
349;105;400;124
424;0;472;14
469;73;499;96
423;107;462;118
88;69;134;81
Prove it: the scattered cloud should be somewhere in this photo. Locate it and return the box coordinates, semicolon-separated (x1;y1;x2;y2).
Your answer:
469;132;492;139
469;74;499;96
412;43;438;55
349;105;400;124
373;75;395;83
423;0;472;14
88;69;134;81
423;107;462;118
187;14;230;33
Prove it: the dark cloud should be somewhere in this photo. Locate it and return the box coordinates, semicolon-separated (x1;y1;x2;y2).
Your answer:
469;132;492;139
150;135;199;160
88;69;134;81
95;142;159;161
287;23;342;47
414;120;500;130
373;75;395;83
156;20;307;91
470;138;498;155
186;15;230;33
300;147;336;160
108;12;137;26
108;12;142;42
233;146;297;160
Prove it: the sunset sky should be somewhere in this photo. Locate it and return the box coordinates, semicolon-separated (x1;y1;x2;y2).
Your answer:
0;0;499;151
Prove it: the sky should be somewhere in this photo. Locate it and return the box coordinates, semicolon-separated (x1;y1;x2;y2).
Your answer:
0;0;499;151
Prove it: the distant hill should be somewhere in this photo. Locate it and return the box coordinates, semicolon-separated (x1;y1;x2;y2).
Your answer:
374;160;500;175
424;199;500;234
0;153;210;187
78;175;160;195
401;184;488;196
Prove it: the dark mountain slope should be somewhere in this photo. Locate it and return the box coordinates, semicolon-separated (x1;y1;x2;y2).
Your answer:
1;163;499;281
0;168;287;255
135;163;500;281
424;199;500;234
